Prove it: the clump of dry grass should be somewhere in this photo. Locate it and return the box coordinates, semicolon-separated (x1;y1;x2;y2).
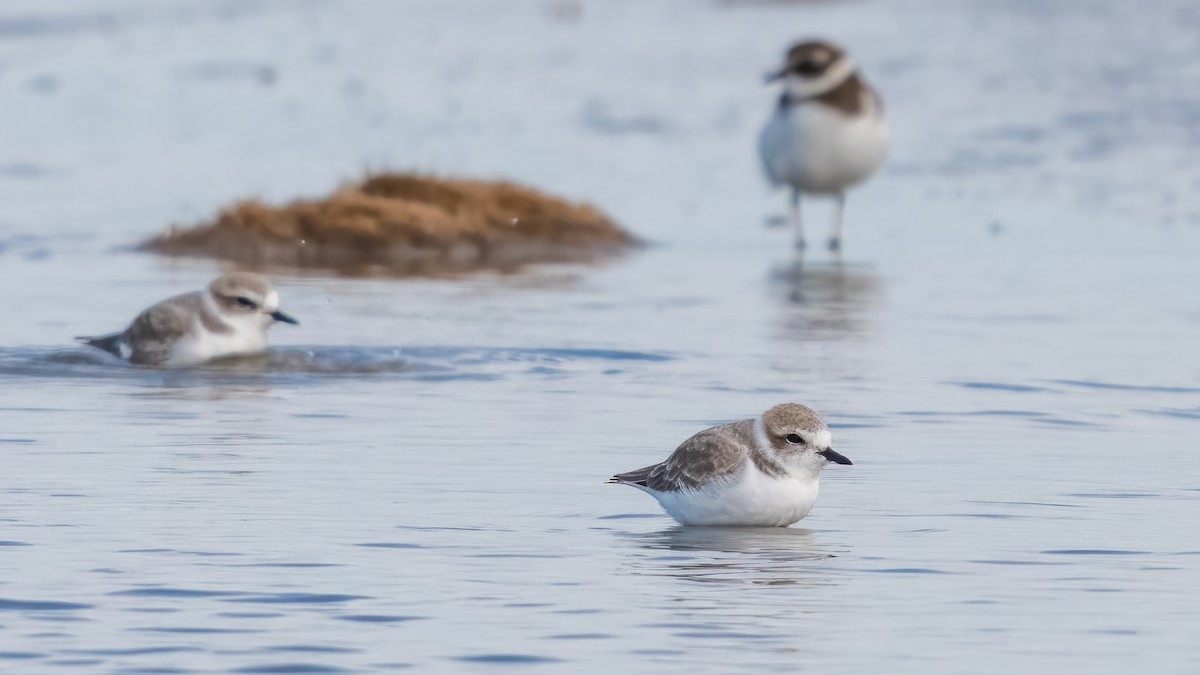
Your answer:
140;173;638;275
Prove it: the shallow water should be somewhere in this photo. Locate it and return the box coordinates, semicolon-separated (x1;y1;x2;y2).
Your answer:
2;0;1200;673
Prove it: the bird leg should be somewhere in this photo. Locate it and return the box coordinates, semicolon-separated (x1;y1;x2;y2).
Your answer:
790;189;806;252
829;192;845;252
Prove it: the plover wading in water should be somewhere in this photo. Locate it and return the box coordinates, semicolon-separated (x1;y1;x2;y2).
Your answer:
759;39;888;252
78;272;298;368
609;403;852;527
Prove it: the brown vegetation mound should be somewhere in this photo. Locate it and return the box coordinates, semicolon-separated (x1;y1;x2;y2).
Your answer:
140;174;638;275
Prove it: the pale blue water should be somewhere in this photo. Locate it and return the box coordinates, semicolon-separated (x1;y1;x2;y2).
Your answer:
1;0;1200;673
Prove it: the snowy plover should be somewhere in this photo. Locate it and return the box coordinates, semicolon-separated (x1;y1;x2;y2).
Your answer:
759;39;888;252
609;403;851;527
78;272;298;368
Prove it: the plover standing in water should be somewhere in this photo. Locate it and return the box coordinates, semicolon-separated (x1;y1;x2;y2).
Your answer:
78;272;298;368
609;403;852;527
759;40;888;252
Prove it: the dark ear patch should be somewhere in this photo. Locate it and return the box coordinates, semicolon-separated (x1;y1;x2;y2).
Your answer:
791;60;825;77
766;431;793;454
213;293;254;312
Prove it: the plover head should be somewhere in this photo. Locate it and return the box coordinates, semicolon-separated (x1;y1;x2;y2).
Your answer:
766;40;857;99
757;403;852;477
207;272;299;327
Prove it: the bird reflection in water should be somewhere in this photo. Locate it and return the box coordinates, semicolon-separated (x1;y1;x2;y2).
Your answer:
771;258;882;341
617;525;835;586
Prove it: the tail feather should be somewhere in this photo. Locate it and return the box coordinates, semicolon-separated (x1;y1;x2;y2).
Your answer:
76;333;125;358
608;466;654;487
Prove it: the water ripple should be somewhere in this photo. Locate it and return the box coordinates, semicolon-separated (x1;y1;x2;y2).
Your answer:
336;614;425;623
224;594;369;605
0;598;91;611
0;346;673;385
1042;550;1150;556
950;381;1049;393
232;665;350;674
454;654;562;665
354;543;423;550
1051;379;1200;394
109;588;244;598
68;647;202;656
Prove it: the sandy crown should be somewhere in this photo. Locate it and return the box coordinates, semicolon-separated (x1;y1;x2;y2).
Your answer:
784;40;847;72
208;272;274;300
761;403;828;435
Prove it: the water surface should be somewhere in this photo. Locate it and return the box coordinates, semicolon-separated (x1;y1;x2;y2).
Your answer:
1;0;1199;673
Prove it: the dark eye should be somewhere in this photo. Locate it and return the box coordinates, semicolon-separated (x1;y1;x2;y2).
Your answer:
785;434;804;445
235;296;258;308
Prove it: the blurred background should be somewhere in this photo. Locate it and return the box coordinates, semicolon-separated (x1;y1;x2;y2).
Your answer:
0;1;1198;673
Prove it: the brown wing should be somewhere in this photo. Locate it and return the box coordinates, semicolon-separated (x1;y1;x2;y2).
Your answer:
123;295;198;366
610;422;752;493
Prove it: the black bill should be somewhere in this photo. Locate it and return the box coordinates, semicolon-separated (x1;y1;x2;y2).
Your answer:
819;448;853;465
270;310;300;325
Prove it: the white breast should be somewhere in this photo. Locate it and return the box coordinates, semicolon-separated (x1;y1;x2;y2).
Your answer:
652;459;821;527
758;102;888;195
